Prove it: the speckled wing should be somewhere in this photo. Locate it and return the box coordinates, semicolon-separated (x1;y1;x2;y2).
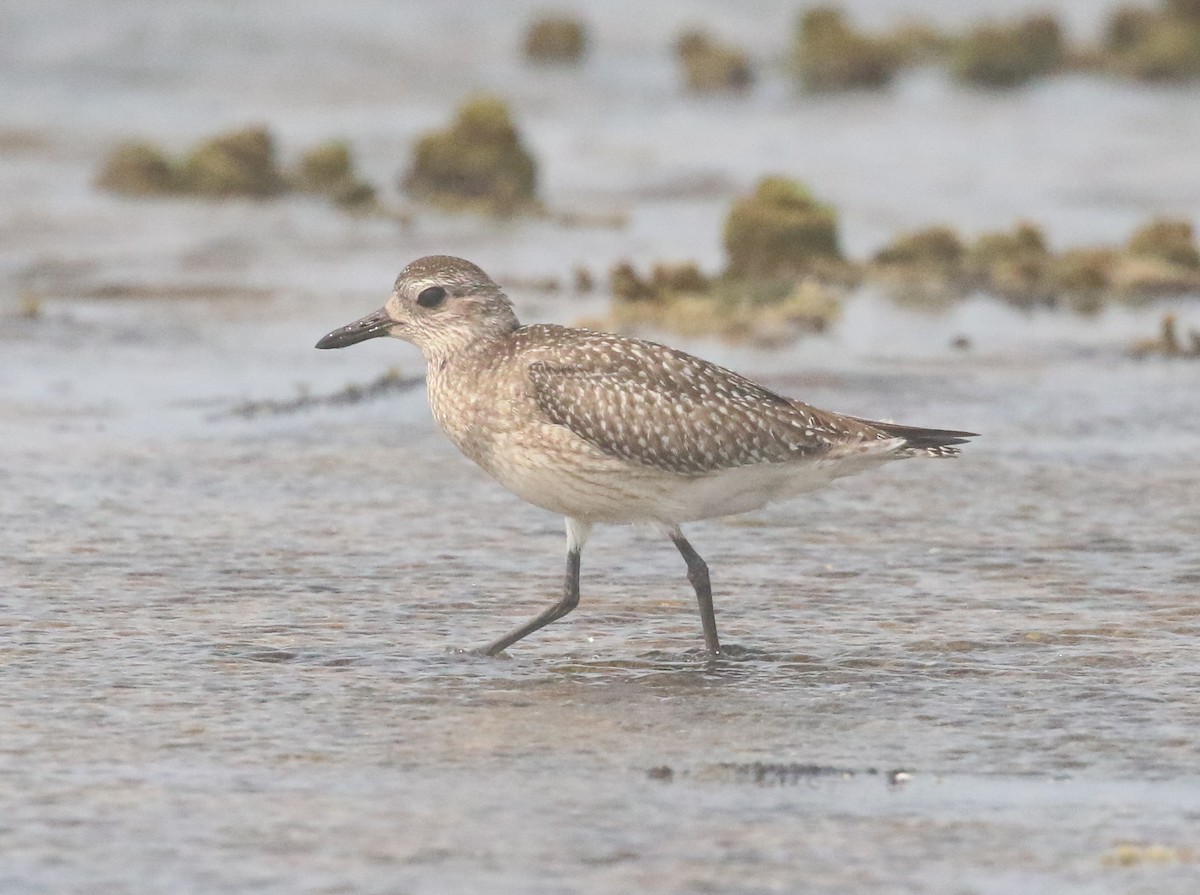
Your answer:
525;333;862;475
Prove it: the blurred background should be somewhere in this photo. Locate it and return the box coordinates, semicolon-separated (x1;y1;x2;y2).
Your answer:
5;0;1200;345
4;2;1200;893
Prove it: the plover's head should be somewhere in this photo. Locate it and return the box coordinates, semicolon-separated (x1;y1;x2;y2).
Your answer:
315;255;519;358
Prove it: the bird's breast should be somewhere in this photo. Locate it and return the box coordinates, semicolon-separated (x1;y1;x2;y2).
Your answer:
427;360;529;471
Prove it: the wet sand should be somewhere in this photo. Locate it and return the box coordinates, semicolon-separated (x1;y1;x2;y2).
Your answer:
5;290;1200;893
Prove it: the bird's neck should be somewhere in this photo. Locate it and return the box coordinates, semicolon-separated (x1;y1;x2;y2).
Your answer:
422;322;516;372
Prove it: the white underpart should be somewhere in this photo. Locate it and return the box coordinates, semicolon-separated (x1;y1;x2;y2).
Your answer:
486;434;907;526
653;440;904;522
565;517;593;552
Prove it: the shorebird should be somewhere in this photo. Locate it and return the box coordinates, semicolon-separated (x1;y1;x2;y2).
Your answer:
316;255;975;656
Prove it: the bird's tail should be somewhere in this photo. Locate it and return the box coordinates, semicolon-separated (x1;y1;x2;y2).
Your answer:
853;418;978;458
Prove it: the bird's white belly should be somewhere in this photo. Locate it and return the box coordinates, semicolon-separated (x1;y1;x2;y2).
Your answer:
663;461;838;521
483;446;861;525
481;441;669;522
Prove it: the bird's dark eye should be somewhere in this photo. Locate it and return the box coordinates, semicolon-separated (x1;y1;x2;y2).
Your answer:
416;286;447;308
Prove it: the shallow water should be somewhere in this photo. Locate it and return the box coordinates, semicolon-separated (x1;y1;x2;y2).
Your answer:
4;2;1200;893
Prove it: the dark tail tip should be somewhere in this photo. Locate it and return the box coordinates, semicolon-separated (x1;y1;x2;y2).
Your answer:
859;419;978;450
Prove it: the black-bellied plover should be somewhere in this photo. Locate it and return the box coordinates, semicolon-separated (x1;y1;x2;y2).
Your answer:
316;255;975;656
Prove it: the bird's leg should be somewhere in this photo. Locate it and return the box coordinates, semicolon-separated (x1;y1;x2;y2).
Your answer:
668;527;721;654
478;518;591;656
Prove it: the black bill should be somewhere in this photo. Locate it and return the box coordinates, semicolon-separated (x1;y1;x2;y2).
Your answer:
315;307;394;349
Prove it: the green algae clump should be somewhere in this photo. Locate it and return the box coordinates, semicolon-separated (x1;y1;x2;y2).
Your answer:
652;261;711;294
605;256;841;348
1105;1;1200;81
96;128;378;211
95;141;178;195
886;21;954;65
179;127;285;197
964;221;1052;303
608;261;710;302
296;141;377;210
874;226;965;269
794;7;900;91
952;14;1065;87
523;15;588;64
94;140;178;194
1050;248;1117;294
609;262;657;302
1110;217;1200;296
1126;217;1200;268
676;30;754;92
869;217;1200;308
297;141;353;192
1116;21;1200;80
870;226;968;307
607;266;841;348
723;177;842;278
1106;6;1161;53
402;96;539;216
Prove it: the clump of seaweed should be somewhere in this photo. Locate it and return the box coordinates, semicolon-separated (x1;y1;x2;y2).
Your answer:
869;225;967;307
1106;6;1161;54
180;127;286;197
1126;217;1200;268
1049;247;1118;312
675;29;754;93
654;260;712;293
400;95;539;216
874;226;965;269
793;7;900;90
600;177;851;346
723;176;846;279
725;279;842;347
1051;247;1117;293
523;14;588;64
296;141;353;192
609;261;656;302
886;21;954;66
294;141;377;210
1103;0;1200;81
94;141;178;195
963;221;1053;303
951;14;1066;87
869;220;1055;306
779;1;1200;88
608;261;711;303
600;186;1200;347
867;215;1200;309
1107;217;1200;297
96;127;379;211
573;266;595;293
607;262;842;348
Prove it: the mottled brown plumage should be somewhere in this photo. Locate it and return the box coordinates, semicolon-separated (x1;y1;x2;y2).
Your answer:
316;255;976;655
